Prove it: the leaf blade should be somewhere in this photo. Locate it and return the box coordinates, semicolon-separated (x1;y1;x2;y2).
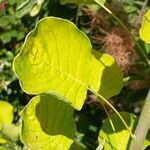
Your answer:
98;112;150;150
0;101;13;124
20;92;75;150
140;9;150;44
13;17;92;110
89;50;123;99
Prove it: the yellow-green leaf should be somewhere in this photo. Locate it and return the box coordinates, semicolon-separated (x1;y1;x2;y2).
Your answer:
0;101;13;124
98;112;150;150
0;137;7;144
140;9;150;44
89;50;123;99
13;17;123;111
13;17;92;110
20;92;75;150
1;124;20;142
0;146;5;150
30;4;41;17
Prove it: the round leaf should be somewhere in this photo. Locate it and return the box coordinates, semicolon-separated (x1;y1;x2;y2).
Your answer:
13;17;92;110
0;101;13;124
20;92;75;149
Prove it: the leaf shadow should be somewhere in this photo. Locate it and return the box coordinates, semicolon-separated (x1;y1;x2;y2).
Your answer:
99;112;135;150
35;93;75;140
92;51;122;99
102;112;132;134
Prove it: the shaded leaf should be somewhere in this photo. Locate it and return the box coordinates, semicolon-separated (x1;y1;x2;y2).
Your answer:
144;43;150;54
98;112;150;150
20;92;75;149
70;141;85;150
0;16;10;28
89;50;123;99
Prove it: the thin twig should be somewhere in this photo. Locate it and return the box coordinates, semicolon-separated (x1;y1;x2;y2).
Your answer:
100;102;121;150
94;0;150;67
89;87;135;139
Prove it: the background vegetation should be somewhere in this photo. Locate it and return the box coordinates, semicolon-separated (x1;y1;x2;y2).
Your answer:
0;0;150;149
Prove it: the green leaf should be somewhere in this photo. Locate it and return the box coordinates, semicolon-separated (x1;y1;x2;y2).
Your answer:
13;17;92;110
140;9;150;44
0;137;7;144
70;141;85;150
144;43;150;54
0;16;10;28
60;0;95;4
60;0;106;5
20;92;75;149
0;146;5;150
0;101;13;124
30;0;44;17
89;50;123;99
96;138;105;150
0;32;12;44
1;124;20;141
30;4;41;17
98;112;150;150
15;0;37;18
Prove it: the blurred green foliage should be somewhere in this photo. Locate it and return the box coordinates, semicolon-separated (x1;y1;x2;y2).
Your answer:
0;0;150;149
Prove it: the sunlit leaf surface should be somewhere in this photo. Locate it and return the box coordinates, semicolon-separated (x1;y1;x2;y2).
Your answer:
98;112;150;150
20;92;75;150
13;17;92;110
0;101;13;124
140;9;150;44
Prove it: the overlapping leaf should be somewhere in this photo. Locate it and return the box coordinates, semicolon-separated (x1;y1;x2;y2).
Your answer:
20;92;75;150
89;51;123;99
98;112;150;150
13;17;123;110
13;17;92;110
140;9;150;44
13;15;124;150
